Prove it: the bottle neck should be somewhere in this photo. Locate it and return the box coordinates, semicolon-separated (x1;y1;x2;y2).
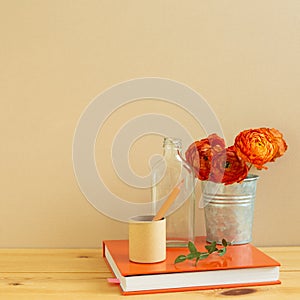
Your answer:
163;137;182;159
163;145;182;159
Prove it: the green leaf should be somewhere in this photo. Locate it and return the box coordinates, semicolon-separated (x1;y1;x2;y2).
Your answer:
174;255;187;264
218;247;227;256
204;245;211;251
211;241;217;251
186;252;197;260
188;241;198;254
205;241;217;254
222;239;228;247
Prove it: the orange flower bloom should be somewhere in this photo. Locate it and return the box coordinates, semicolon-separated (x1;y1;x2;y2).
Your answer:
185;128;287;184
185;134;225;180
234;128;285;170
210;146;249;185
267;128;288;161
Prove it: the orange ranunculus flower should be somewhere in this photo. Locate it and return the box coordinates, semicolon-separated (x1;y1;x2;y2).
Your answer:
267;128;288;161
185;134;225;180
234;128;284;170
210;146;249;185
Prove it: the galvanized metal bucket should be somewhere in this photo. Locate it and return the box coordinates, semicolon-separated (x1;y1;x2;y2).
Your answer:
202;174;259;245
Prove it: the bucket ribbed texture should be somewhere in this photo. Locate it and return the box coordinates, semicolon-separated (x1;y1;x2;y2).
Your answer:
202;175;258;245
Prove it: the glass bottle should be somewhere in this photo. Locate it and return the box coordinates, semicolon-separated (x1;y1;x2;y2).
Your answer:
151;137;195;247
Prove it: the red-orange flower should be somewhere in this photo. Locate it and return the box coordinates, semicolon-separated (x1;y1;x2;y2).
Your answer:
185;128;287;184
267;128;288;161
185;134;225;180
210;146;249;185
234;128;279;169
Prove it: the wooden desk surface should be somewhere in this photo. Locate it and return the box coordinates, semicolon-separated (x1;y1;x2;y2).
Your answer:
0;247;299;299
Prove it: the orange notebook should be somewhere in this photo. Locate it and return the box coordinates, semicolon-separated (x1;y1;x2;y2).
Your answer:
103;236;280;295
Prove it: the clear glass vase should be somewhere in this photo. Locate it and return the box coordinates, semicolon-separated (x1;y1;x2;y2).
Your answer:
151;137;195;247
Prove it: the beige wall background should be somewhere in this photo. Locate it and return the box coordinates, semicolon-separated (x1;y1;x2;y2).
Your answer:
1;0;299;247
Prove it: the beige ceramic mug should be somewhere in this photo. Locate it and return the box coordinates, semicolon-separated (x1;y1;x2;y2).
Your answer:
129;215;166;263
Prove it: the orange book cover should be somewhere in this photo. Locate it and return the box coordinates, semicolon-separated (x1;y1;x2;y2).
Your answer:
103;236;280;295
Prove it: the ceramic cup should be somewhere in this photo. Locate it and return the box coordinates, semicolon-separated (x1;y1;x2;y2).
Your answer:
129;215;166;263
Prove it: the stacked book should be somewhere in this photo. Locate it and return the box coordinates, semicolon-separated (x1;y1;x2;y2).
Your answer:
103;236;280;295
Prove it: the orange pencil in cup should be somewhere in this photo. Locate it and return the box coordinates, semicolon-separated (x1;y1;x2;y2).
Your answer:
152;179;184;221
